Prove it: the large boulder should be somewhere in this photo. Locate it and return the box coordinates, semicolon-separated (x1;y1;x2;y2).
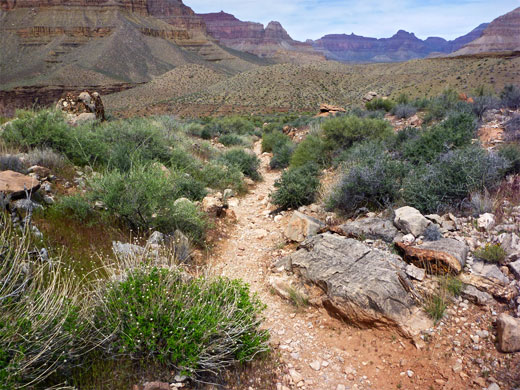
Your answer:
0;170;40;199
396;238;468;274
394;206;431;237
284;211;325;243
497;313;520;353
336;217;399;243
285;233;432;337
472;261;509;284
56;90;105;123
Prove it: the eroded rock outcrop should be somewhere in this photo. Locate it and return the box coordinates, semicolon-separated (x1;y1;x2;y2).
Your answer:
284;233;432;337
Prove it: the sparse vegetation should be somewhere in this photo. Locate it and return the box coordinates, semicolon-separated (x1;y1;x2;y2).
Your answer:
392;104;417;119
474;243;507;264
501;84;520;110
365;98;395;112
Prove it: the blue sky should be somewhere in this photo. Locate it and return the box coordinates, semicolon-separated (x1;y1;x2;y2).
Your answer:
187;0;520;41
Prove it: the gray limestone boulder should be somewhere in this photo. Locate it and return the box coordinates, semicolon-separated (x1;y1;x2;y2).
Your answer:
394;206;431;237
337;217;399;243
285;233;432;337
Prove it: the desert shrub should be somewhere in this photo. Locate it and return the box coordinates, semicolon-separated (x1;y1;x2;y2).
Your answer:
219;149;261;181
401;112;476;164
26;147;66;170
90;164;207;241
261;131;291;153
0;155;24;173
169;147;202;172
471;95;500;120
53;193;96;222
424;89;472;122
290;134;328;168
365;98;395;112
322;115;394;152
185;122;204;137
327;144;406;214
219;134;246;146
503;114;520;142
474;244;507;264
411;97;430;110
402;146;509;213
396;93;410;105
0;218;90;388
467;190;494;216
392;104;417;119
92;263;269;378
270;142;295;170
498;143;520;174
2;109;70;152
270;163;321;209
196;163;246;193
205;116;255;136
423;224;442;241
501;84;520;109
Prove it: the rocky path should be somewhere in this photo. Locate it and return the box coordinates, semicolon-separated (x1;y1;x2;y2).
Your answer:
209;142;510;390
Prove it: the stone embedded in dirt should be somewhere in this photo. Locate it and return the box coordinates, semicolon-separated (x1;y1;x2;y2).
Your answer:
477;213;496;231
487;384;501;390
284;211;325;243
406;263;425;281
142;382;170;390
496;313;520;353
27;165;51;178
472;261;509;284
172;230;190;263
285;233;432;337
394;206;431;237
462;285;494;306
509;259;520;279
309;360;321;371
396;238;468;275
147;231;165;246
0;170;40;199
498;233;520;260
335;217;399;243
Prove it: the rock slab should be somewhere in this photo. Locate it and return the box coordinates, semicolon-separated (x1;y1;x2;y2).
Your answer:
0;170;40;198
337;217;398;243
286;233;431;337
497;313;520;353
396;238;468;274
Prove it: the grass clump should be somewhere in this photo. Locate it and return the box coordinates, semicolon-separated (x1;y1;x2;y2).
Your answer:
270;163;321;209
425;276;462;323
498;143;520;174
93;263;269;378
0;155;24;173
219;134;248;147
501;84;520;110
261;131;291;153
219;149;261;181
474;244;507;264
425;295;447;323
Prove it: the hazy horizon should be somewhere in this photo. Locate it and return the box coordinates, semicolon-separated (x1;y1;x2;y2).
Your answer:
188;0;520;41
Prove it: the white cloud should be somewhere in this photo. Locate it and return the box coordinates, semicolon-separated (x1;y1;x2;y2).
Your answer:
186;0;520;41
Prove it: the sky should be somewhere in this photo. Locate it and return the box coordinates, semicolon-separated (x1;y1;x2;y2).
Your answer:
187;0;520;41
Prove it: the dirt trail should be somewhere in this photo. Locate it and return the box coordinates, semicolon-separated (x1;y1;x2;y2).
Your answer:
209;142;493;390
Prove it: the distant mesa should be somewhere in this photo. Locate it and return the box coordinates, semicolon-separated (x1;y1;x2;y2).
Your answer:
450;7;520;56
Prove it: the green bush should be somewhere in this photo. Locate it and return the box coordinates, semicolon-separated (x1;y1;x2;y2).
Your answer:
196;162;246;194
90;164;207;242
270;163;321;209
401;113;476;164
261;131;291;153
501;84;520;110
474;243;507;264
219;134;247;146
205;116;256;136
93;265;269;377
2;109;70;152
290;134;328;168
270;142;295;170
327;143;406;214
219;149;261;181
498;143;520;174
322;115;394;151
403;146;508;213
424;89;470;122
365;98;396;112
